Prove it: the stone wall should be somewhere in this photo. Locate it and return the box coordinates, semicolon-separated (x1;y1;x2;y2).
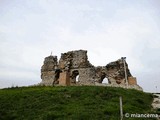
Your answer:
41;56;58;85
128;77;137;85
40;50;143;91
59;71;70;86
59;50;93;70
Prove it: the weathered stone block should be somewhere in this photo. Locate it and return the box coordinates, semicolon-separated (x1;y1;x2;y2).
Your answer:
59;71;70;86
128;77;137;85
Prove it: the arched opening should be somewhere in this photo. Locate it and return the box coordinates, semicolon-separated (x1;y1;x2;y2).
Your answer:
76;75;79;82
99;72;106;83
102;78;109;84
71;70;79;83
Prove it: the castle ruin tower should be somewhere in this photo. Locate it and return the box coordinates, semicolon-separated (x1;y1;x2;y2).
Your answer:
40;54;59;86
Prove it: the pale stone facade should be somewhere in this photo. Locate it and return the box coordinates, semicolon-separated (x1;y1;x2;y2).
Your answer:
40;50;142;91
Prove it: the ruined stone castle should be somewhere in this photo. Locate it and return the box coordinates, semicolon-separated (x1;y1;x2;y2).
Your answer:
40;50;142;91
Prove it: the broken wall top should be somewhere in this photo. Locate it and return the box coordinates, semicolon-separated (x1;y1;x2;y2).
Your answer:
106;59;132;77
40;49;142;91
59;50;93;69
41;55;58;72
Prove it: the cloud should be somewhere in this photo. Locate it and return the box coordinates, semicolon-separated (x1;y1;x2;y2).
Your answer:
0;0;160;92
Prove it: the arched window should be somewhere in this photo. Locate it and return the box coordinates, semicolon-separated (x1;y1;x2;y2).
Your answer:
71;70;79;83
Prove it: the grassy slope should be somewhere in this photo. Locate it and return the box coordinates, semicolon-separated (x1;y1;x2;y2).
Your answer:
0;86;156;120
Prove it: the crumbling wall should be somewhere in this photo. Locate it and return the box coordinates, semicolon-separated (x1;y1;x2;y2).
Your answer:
41;56;58;85
77;67;96;85
105;59;132;85
40;50;142;91
59;50;92;70
57;50;95;85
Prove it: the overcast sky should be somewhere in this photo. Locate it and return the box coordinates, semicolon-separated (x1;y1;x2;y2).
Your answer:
0;0;160;92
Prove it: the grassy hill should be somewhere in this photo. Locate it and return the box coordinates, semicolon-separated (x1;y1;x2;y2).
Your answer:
0;86;157;120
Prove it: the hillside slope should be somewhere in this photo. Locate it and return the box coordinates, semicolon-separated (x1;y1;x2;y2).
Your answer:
0;86;157;120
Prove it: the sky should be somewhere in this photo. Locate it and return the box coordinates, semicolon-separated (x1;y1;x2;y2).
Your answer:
0;0;160;93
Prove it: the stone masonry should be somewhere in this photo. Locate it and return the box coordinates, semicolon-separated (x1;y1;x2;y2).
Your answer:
40;50;142;91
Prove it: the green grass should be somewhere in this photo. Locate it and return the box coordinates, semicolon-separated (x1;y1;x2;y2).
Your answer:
0;86;157;120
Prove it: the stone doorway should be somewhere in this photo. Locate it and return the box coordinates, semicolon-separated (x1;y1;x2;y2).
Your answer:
71;70;79;84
